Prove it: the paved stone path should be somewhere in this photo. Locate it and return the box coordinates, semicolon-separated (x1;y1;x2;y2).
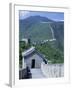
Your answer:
31;69;45;78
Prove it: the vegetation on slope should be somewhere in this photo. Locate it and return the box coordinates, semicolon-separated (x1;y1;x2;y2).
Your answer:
35;42;64;64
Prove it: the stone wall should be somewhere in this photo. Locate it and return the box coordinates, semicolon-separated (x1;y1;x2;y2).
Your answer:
41;62;64;78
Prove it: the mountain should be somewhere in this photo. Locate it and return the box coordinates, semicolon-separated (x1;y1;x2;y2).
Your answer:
19;15;53;30
19;16;54;40
19;16;64;49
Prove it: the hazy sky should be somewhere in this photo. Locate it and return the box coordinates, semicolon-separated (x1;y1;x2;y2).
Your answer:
19;10;64;21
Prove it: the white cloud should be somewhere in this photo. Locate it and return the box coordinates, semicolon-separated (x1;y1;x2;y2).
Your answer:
19;11;30;19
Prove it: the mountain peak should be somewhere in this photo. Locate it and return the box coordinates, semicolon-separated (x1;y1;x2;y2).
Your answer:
20;15;54;22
